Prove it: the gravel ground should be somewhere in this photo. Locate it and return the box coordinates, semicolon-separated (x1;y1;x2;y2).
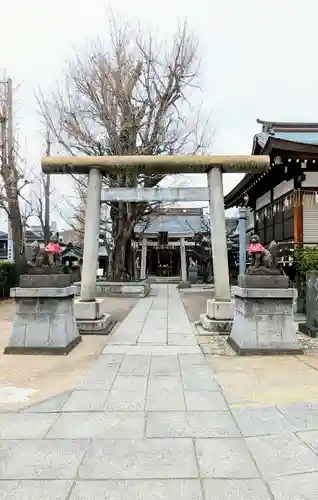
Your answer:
180;290;213;322
180;290;318;357
0;296;138;410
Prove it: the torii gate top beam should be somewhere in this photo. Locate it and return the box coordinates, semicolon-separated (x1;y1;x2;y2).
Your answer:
41;154;270;175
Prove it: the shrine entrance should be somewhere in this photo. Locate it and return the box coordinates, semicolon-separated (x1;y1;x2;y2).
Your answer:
41;154;269;329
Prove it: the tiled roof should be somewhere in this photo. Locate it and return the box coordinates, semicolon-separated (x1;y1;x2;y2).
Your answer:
135;212;209;235
254;131;318;150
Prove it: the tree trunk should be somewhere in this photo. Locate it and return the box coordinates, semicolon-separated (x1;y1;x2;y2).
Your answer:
8;200;24;273
112;236;127;281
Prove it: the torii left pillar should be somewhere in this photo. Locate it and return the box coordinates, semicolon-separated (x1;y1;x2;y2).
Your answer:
200;166;234;333
74;168;115;334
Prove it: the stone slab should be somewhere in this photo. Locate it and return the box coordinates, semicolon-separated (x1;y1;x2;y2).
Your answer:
298;430;318;453
23;392;72;413
246;433;318;478
19;273;73;288
146;377;185;411
77;365;119;391
202;479;272;500
70;479;203;500
268;473;318;500
11;286;76;298
181;368;220;392
61;390;109;412
168;334;197;345
76;313;116;335
0;413;59;438
106;376;147;411
0;439;89;479
238;274;289;289
0;480;73;500
207;299;234;320
78;438;198;479
196;438;259;478
231;406;296;436
74;298;102;320
184;391;228;411
46;412;145;439
146;411;240;438
278;402;318;431
119;355;150;376
150;356;180;377
102;345;202;355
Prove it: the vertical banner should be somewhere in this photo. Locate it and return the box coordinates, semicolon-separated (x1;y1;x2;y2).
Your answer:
7;218;14;261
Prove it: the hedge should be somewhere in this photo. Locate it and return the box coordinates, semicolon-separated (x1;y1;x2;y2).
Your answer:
0;261;17;300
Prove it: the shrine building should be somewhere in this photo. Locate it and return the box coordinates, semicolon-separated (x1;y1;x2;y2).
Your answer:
225;119;318;267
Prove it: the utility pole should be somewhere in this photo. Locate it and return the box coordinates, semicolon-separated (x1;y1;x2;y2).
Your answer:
44;129;51;245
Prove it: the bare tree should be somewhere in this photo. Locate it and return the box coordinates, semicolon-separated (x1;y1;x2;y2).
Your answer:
0;78;31;269
28;130;54;246
38;18;212;279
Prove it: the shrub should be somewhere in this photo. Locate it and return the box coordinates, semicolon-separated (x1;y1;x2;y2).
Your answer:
0;261;17;300
294;246;318;278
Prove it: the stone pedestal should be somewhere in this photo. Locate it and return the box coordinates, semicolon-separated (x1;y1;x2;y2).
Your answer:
74;299;115;335
4;282;81;355
188;264;198;284
200;299;234;334
228;281;302;355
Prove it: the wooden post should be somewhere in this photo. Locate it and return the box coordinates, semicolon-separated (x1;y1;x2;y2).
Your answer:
294;189;303;246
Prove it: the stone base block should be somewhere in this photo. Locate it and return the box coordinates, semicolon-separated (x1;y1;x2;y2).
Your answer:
73;281;151;298
178;281;191;289
77;313;116;335
227;286;302;355
207;299;234;320
238;274;289;289
4;287;81;355
228;337;302;356
299;323;318;338
200;313;232;335
19;273;73;288
4;336;82;355
74;298;103;320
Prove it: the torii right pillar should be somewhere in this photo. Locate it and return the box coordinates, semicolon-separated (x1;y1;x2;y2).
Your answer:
201;166;234;333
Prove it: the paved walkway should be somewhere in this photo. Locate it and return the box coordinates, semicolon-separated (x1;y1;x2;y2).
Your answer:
1;285;318;498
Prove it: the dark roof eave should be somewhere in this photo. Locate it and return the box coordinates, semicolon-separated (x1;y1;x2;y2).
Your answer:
225;136;318;208
224;172;259;208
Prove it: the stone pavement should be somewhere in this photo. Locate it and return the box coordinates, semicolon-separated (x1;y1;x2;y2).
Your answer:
1;285;318;498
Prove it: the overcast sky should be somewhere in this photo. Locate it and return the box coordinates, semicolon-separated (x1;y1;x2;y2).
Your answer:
1;0;318;229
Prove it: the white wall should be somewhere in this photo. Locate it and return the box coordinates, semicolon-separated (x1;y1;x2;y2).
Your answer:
273;179;293;200
302;171;318;188
255;191;271;210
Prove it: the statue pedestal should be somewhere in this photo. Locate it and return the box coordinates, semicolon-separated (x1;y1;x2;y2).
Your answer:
228;277;302;355
4;273;81;355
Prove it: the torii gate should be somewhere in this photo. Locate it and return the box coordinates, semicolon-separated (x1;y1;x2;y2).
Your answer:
42;155;269;329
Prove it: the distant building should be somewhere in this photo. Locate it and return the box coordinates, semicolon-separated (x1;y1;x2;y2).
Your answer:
134;207;211;278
